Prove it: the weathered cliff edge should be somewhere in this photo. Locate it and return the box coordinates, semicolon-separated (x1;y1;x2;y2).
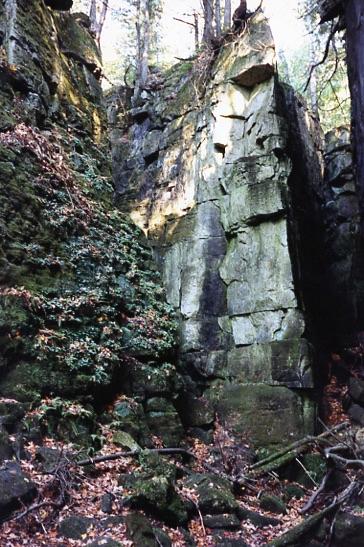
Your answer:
112;12;323;448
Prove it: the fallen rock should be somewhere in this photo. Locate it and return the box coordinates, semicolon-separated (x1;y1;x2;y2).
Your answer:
100;493;114;514
0;428;14;463
283;484;305;501
281;454;326;488
58;516;94;540
0;400;26;432
214;536;248;546
112;431;140;451
125;512;159;547
237;506;281;527
184;473;238;515
348;403;364;426
349;377;364;406
332;512;364;547
177;394;215;427
259;493;287;515
35;447;63;472
154;528;172;547
203;513;241;529
120;452;187;526
0;462;37;519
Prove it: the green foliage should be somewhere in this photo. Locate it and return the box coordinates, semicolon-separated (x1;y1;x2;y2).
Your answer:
0;122;178;401
279;0;350;132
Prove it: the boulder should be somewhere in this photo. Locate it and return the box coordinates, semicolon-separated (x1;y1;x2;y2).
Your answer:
154;528;172;547
259;494;287;515
177;394;215;427
237;506;281;528
283;484;305;501
203;514;240;529
184;474;238;515
0;400;26;432
35;447;64;472
215;384;313;449
100;493;114;514
0;428;14;463
120;452;187;526
332;512;364;547
0;463;37;519
349;377;364;406
58;516;94;540
112;431;140;451
145;398;184;447
348;403;364;426
280;454;327;488
125;513;159;547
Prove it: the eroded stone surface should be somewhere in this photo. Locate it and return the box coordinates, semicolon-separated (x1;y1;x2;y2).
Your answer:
111;11;320;447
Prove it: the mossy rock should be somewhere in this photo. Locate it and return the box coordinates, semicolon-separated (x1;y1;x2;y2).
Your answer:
120;452;187;526
259;494;287;515
184;473;238;515
283;484;305;501
58;516;95;540
125;513;158;547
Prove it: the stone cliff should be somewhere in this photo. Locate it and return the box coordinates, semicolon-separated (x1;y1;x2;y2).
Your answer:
3;2;364;545
0;0;181;448
111;12;321;449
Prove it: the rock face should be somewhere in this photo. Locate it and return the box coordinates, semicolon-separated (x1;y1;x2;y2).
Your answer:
111;12;319;447
0;0;181;447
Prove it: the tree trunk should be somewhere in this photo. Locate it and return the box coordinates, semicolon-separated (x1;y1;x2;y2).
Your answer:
202;0;214;44
89;0;108;46
140;0;150;87
345;0;364;240
96;0;108;45
134;0;150;101
215;0;222;36
309;37;319;119
223;0;231;30
89;0;97;32
194;12;199;50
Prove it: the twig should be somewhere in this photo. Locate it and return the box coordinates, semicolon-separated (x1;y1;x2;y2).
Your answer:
14;500;63;521
303;20;340;92
248;422;350;474
300;469;334;514
295;457;318;487
325;451;364;469
173;16;196;28
77;447;194;466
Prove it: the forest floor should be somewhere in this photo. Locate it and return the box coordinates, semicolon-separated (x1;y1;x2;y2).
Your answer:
1;361;362;547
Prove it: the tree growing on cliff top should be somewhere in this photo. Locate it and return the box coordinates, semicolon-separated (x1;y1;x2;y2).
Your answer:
89;0;109;44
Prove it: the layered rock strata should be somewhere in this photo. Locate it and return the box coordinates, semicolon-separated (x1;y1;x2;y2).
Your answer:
112;12;320;448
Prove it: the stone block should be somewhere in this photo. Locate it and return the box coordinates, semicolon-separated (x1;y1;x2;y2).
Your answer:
221;222;297;316
216;384;313;448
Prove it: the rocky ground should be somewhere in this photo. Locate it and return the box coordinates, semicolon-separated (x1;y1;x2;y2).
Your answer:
1;353;364;546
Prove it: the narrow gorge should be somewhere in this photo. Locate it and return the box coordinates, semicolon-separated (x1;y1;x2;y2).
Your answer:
0;1;363;545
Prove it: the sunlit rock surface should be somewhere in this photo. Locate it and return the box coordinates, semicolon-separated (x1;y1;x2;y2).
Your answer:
111;12;320;448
